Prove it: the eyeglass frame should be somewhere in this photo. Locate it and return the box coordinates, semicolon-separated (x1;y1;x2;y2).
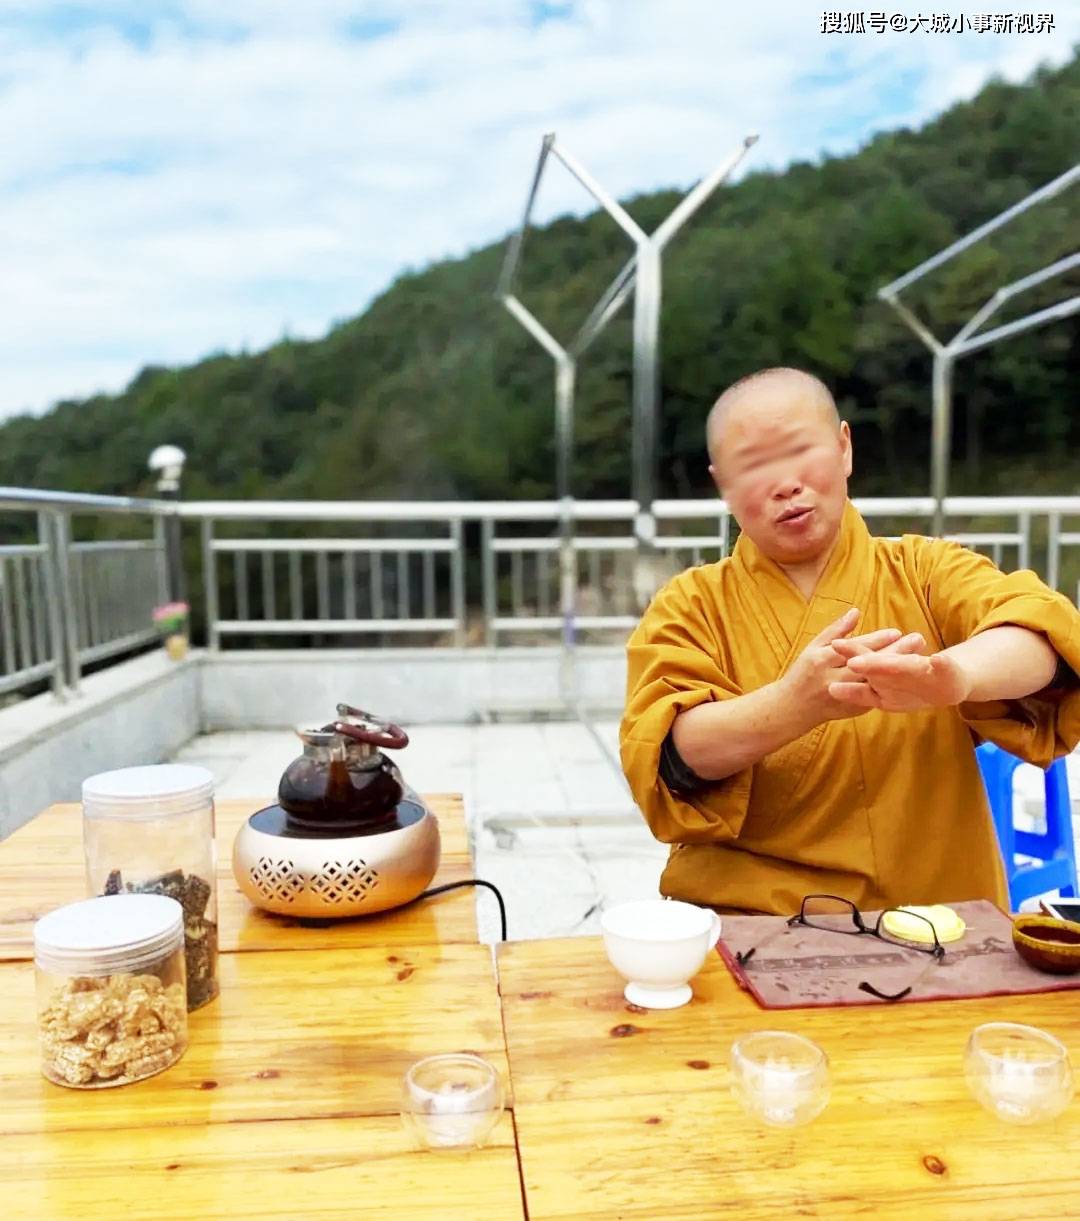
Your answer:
733;893;946;1002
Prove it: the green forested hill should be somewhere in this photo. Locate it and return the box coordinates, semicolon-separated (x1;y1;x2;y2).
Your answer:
1;51;1077;509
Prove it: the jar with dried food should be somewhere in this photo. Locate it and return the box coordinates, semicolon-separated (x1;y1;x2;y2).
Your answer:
34;893;188;1088
83;764;219;1010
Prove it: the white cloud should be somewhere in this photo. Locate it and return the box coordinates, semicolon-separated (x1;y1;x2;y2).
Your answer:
0;1;1075;418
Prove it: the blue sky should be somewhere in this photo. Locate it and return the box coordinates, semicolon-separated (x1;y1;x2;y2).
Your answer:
0;0;1075;418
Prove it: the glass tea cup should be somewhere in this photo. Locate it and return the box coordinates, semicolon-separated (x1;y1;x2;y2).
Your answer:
400;1053;505;1150
964;1022;1073;1125
730;1031;831;1128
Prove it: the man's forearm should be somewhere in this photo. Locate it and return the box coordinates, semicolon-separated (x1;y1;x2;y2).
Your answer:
948;625;1058;702
670;682;815;781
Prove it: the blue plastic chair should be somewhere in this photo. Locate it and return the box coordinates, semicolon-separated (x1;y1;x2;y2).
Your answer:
975;741;1078;908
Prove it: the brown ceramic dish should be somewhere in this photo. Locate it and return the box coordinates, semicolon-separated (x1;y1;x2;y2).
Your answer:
1012;914;1080;975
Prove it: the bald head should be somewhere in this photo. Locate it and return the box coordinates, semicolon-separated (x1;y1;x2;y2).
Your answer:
706;368;839;463
704;365;852;570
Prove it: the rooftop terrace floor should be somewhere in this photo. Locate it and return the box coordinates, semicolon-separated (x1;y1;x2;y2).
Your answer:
174;719;667;943
174;723;1080;942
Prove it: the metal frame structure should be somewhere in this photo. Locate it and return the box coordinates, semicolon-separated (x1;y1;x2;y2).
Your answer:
495;131;757;701
878;164;1080;535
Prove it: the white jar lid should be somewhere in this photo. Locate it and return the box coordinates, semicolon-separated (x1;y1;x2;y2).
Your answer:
82;763;214;821
35;894;185;975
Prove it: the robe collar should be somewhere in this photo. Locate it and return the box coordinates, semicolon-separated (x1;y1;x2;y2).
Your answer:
731;500;876;669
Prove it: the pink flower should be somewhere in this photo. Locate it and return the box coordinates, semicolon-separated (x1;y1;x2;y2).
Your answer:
152;601;189;630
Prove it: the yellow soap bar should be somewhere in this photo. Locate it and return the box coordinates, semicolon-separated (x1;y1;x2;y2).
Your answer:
881;905;966;944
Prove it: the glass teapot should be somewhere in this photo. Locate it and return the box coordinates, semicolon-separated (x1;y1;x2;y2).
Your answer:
278;704;411;834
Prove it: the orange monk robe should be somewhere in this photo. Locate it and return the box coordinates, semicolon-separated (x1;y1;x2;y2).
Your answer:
620;502;1080;915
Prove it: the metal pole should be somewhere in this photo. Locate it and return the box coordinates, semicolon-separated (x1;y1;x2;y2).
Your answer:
949;295;1080;358
39;511;67;701
496;292;581;695
930;352;953;537
152;516;169;606
481;518;497;649
201;518;220;651
555;355;577;703
148;445;187;604
554;355;575;506
1018;511;1030;572
170;504;186;604
450;519;466;648
951;254;1080;347
53;511;80;692
569;256;636;358
496;134;556;300
632;240;662;607
159;493;185;604
1047;512;1061;592
547;143;648;245
631;240;662;521
653;135;759;250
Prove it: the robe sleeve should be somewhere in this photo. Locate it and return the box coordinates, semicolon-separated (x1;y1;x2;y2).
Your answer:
619;575;755;844
918;539;1080;766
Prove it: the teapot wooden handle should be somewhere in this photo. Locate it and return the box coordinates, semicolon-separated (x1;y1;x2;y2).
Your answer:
333;706;409;750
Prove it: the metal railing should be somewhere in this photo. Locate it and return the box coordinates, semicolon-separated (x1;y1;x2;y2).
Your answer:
3;489;1080;700
190;502;467;649
185;496;1079;650
480;501;641;643
0;488;169;699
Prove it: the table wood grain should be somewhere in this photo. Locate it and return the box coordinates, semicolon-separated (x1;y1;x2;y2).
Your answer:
0;943;507;1135
0;1113;523;1221
0;942;522;1220
0;795;479;958
497;936;1080;1220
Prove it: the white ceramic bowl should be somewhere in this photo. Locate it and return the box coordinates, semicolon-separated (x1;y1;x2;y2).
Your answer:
601;899;722;1009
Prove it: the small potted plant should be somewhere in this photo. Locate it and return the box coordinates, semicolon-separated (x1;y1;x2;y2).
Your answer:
153;601;190;661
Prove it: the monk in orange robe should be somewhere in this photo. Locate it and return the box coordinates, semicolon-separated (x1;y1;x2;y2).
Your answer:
620;367;1080;915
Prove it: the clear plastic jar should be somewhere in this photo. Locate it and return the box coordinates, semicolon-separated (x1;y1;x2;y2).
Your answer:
82;764;219;1011
34;893;188;1089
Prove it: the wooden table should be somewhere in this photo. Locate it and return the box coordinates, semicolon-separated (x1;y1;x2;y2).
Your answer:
15;793;1075;1217
0;944;523;1219
0;795;479;958
0;795;526;1220
498;937;1080;1220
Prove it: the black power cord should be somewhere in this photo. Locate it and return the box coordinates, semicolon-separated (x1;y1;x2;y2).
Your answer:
416;878;508;941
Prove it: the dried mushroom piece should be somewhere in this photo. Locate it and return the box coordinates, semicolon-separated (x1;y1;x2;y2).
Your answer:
100;867;219;1011
182;873;211;920
132;869;186;905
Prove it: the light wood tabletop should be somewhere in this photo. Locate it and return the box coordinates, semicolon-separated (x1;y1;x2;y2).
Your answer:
0;943;507;1134
0;1113;522;1221
0;795;479;958
0;943;524;1220
497;936;1080;1220
0;794;527;1220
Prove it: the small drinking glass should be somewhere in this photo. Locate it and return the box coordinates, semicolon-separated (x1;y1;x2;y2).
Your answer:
730;1031;831;1128
400;1053;505;1150
964;1022;1073;1125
